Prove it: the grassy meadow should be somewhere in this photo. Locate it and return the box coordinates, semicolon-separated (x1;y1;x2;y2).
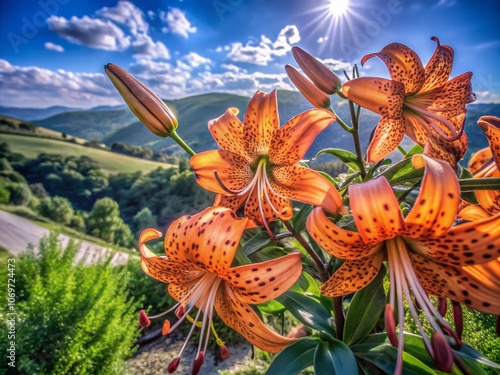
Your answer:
1;133;175;175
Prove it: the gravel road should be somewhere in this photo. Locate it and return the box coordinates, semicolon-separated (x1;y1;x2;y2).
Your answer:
0;209;130;264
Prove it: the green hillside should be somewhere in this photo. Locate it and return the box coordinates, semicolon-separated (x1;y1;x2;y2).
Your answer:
29;91;500;161
0;133;174;174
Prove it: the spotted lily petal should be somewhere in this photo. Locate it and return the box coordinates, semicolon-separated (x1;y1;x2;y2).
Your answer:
362;42;425;95
366;118;406;162
226;252;302;304
468;147;493;174
271;165;342;214
404;155;460;238
208;107;249;159
307;207;382;259
411;213;500;267
478;116;500;170
191;150;253;193
215;284;297;353
411;252;500;314
320;252;384;297
139;228;195;285
269;108;336;165
349;177;405;243
243;90;279;159
244;184;293;224
420;37;454;92
458;205;490;221
164;206;248;275
342;77;405;116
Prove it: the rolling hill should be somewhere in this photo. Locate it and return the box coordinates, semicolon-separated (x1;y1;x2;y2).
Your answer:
7;91;500;161
0;105;83;121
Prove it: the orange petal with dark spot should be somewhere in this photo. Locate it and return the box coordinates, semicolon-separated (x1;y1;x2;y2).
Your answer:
349;177;405;243
208;107;249;160
226;252;302;304
215;284;297;353
478;116;500;170
366;117;405;162
404;155;460;238
420;37;454;93
320;252;384;297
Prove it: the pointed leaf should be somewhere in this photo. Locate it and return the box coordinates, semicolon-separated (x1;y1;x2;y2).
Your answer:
313;339;358;375
277;291;336;338
265;337;318;375
316;148;361;172
454;342;500;370
243;231;275;257
343;266;386;345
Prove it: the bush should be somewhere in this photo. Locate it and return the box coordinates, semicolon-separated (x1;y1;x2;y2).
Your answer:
0;233;140;374
38;196;74;225
9;183;32;206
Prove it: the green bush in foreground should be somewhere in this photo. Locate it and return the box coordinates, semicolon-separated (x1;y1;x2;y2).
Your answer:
0;233;140;375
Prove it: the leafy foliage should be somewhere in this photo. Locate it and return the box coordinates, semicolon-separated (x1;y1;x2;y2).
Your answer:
0;233;140;374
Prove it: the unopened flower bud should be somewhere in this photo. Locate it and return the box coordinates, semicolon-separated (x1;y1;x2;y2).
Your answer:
105;63;178;137
191;351;204;375
292;46;342;94
216;345;230;361
168;357;180;373
139;310;150;328
162;319;171;336
384;304;398;347
285;65;331;109
431;332;453;372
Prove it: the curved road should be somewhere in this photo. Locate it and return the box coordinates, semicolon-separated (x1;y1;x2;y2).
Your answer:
0;210;130;264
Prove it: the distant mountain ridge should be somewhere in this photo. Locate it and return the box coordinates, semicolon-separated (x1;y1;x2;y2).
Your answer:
0;105;84;121
2;91;499;160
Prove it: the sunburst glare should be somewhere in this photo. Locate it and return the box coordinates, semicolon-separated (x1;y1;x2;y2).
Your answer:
328;0;350;18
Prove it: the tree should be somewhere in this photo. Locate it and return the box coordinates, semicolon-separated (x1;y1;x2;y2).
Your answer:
38;196;75;225
86;197;134;247
132;207;157;237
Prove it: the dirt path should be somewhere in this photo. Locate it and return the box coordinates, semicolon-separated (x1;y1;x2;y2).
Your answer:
0;209;129;264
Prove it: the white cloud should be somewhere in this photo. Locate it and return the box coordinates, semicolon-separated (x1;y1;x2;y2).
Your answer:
221;64;247;73
226;25;301;65
95;1;148;35
474;40;500;50
161;8;196;38
183;52;211;68
320;58;352;72
131;34;170;59
0;59;118;108
317;36;328;43
435;0;456;7
44;42;64;52
47;15;130;51
474;91;500;104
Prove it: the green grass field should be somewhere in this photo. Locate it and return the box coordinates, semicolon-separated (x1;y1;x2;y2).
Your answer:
1;133;175;174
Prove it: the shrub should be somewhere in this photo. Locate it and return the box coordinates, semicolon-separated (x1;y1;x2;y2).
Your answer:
0;233;140;374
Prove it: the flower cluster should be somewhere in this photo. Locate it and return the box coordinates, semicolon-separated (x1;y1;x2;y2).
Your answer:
106;37;500;375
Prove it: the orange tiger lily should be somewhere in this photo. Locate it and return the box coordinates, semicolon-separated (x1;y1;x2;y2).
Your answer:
307;155;500;374
139;206;302;374
465;116;500;216
342;37;474;166
190;89;343;234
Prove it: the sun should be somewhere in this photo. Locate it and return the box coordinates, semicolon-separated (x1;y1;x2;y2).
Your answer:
328;0;350;18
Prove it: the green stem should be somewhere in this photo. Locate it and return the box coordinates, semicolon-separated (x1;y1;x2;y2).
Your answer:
348;100;366;179
282;221;328;283
333;297;344;341
169;130;196;157
459;178;500;191
327;106;352;133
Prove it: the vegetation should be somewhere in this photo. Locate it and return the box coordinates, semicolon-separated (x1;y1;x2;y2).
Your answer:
0;234;141;374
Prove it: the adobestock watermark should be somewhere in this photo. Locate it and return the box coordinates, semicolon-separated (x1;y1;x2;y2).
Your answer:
213;0;243;22
7;0;71;54
341;0;403;60
6;259;16;368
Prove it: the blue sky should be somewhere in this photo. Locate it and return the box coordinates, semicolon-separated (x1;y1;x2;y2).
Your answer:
0;0;499;108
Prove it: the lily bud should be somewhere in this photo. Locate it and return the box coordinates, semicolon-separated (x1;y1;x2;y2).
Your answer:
216;345;230;361
292;46;342;94
285;65;331;109
168;357;180;373
139;310;150;328
191;351;204;375
431;332;453;372
105;63;178;137
437;298;447;317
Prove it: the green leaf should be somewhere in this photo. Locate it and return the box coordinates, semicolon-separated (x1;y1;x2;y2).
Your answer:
405;144;424;158
302;271;321;296
454;342;500;370
353;343;436;375
265;337;319;375
316;148;360;172
313;339;358;375
242;231;275;257
276;291;336;338
291;204;314;233
458;166;479;204
459;178;500;191
258;299;285;314
343;266;386;345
